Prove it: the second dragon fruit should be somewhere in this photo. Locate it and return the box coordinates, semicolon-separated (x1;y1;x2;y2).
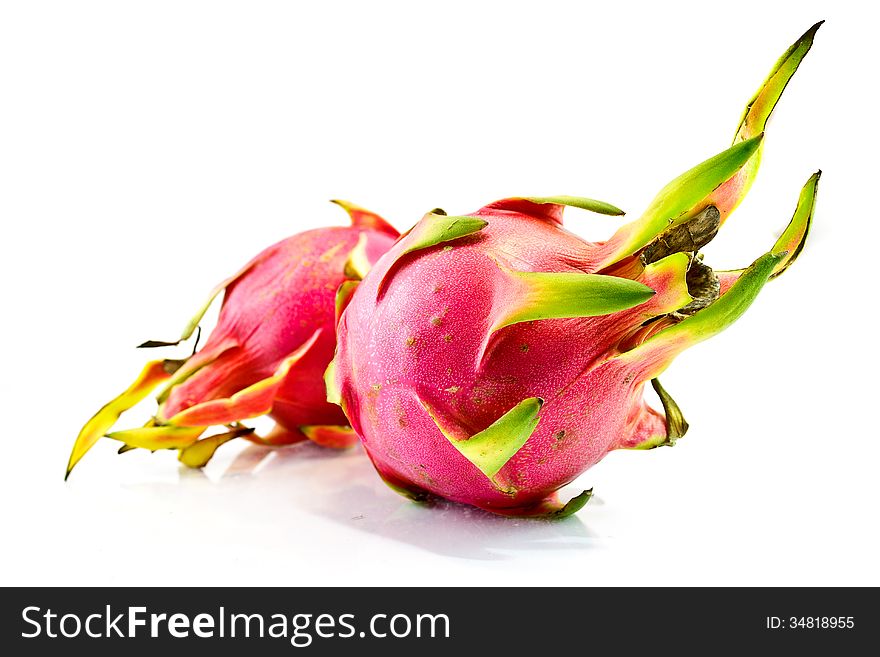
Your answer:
67;202;398;476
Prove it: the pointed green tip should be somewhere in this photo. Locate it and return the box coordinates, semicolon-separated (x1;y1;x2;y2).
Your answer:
137;339;181;349
64;449;80;480
552;489;593;518
490;268;655;334
330;199;399;237
651;378;689;443
734;20;822;143
768;170;820;278
525;196;626;217
806;19;825;38
401;215;488;258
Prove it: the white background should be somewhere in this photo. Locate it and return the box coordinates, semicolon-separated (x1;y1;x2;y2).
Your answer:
2;0;878;586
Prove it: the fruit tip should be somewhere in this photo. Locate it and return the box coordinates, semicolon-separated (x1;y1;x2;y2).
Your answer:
796;20;824;47
330;199;357;213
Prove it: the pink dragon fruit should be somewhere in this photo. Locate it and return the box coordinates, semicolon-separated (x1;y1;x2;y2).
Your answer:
66;202;398;478
330;23;822;517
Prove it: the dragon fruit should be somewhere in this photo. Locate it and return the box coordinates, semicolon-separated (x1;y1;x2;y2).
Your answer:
330;23;822;517
66;202;398;478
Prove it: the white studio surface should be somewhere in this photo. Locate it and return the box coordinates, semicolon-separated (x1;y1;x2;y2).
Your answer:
1;1;878;587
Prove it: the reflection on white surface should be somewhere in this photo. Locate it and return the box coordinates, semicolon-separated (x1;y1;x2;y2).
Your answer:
10;396;880;587
132;442;600;562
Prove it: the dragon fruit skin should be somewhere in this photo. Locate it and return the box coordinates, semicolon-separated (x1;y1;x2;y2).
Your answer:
332;207;681;513
331;23;821;517
66;202;398;478
158;221;394;437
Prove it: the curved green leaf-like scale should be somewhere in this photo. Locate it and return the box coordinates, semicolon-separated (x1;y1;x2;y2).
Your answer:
522;196;625;216
377;214;488;297
342;233;371;281
331;199;399;237
620;251;784;379
178;427;254;468
597;135;764;269
482;196;624;226
117;444;137;454
106;425;206;451
716;21;823;218
770;170;819;278
528;489;593;518
650;378;689;445
423;397;543;482
734;21;823;143
335;280;360;324
489;265;656;334
401;214;489;257
545;489;593;518
715;171;820;292
66;360;176;479
324;357;342;406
